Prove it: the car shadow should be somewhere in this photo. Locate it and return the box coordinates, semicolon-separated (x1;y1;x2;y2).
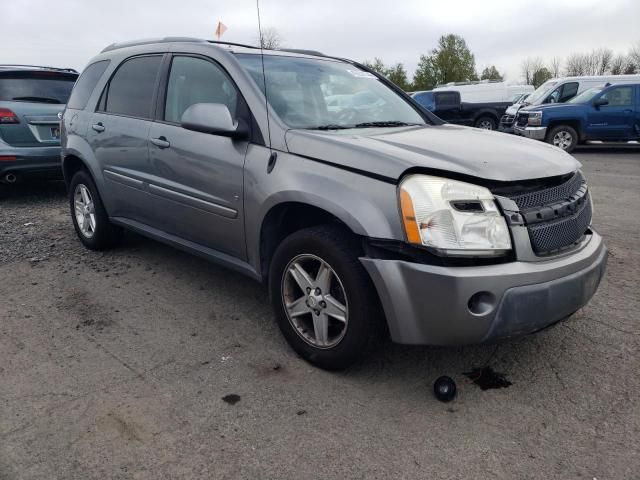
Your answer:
0;179;67;202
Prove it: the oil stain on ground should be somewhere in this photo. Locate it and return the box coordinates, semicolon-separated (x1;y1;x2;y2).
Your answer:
464;366;512;390
222;394;241;405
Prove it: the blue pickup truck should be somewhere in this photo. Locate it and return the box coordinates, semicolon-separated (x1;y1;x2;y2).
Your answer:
514;83;640;152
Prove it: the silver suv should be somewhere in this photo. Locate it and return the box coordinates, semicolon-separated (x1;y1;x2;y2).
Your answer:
61;38;607;370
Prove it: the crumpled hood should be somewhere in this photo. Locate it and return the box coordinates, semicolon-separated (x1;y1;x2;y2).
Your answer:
285;124;579;182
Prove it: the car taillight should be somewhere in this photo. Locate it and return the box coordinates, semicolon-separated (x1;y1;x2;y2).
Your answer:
0;108;19;124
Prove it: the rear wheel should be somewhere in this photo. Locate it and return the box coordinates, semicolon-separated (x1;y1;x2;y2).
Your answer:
69;169;121;250
475;116;497;130
269;225;382;370
547;125;578;152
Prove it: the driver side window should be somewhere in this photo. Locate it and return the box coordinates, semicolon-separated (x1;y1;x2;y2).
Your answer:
600;87;633;107
164;56;238;124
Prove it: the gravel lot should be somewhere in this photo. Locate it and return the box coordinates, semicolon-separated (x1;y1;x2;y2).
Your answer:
1;148;639;479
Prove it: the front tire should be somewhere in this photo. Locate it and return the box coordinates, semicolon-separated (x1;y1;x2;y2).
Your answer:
475;116;497;130
69;169;121;250
547;125;578;152
269;225;382;370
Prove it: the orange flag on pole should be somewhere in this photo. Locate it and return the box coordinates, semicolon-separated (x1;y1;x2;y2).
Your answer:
215;21;228;40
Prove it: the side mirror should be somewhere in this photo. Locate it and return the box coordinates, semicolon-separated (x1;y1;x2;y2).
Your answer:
593;98;609;108
181;103;248;139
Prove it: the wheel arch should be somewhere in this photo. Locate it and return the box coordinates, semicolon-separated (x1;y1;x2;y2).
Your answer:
257;200;363;282
546;119;584;141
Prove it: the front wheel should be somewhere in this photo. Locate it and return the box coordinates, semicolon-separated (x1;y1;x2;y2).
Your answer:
269;225;382;370
547;125;578;152
475;116;497;130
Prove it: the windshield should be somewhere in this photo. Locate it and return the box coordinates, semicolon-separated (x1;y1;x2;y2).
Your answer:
568;87;604;104
235;54;426;129
0;73;76;104
524;80;558;105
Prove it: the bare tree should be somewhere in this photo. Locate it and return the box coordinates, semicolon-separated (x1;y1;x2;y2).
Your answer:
565;52;589;76
550;57;562;78
259;27;283;50
630;41;640;70
521;56;544;84
595;48;614;75
610;55;629;75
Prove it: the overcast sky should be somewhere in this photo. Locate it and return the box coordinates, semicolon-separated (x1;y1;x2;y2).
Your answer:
2;0;638;82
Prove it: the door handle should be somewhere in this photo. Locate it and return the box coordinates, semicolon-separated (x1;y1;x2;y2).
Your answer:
151;136;170;149
91;122;105;133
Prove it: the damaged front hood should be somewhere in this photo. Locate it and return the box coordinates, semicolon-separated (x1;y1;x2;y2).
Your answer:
285;124;579;182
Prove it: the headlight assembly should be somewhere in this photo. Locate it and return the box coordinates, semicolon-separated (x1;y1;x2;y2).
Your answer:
399;175;512;256
527;111;543;126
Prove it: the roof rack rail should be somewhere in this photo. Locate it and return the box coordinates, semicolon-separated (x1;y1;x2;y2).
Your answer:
101;37;266;53
206;40;260;49
0;64;78;73
101;37;211;53
101;37;330;55
277;48;325;56
436;79;503;87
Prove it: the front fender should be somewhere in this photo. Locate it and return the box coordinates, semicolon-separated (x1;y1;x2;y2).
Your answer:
243;146;404;275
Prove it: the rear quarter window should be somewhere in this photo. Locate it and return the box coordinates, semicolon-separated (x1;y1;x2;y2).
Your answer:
67;60;110;110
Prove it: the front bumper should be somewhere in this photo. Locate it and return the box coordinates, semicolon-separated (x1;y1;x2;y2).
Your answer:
514;125;547;140
499;115;515;133
360;231;607;345
0;144;62;180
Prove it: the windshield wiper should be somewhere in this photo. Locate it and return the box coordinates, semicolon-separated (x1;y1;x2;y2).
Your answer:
307;124;351;130
353;121;419;128
12;96;62;104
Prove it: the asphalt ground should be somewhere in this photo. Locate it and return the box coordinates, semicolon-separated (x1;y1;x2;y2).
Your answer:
1;147;638;479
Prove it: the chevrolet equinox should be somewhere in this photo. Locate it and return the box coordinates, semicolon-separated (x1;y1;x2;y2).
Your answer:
61;38;607;369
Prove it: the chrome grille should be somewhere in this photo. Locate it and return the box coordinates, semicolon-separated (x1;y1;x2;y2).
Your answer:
509;171;586;210
504;171;592;255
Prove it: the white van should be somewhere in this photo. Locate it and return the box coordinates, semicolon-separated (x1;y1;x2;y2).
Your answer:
500;74;640;132
433;80;534;103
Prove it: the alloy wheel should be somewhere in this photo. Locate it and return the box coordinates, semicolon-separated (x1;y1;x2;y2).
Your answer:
281;254;349;349
553;130;573;150
74;184;96;238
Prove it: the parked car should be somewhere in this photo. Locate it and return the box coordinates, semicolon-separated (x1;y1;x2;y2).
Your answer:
411;90;510;129
500;74;640;133
514;83;640;152
0;65;78;183
433;80;533;103
62;38;607;370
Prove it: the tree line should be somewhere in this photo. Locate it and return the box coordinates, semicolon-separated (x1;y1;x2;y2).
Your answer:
363;34;640;91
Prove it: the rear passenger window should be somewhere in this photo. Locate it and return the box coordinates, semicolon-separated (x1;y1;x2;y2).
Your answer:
103;56;162;118
164;56;238;124
434;92;459;108
67;60;109;110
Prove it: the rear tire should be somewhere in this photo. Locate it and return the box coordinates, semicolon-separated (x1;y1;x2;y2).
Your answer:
475;116;497;130
546;125;578;153
69;169;121;250
269;225;383;370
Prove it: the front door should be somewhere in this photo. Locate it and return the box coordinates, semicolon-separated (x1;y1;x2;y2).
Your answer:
147;55;249;260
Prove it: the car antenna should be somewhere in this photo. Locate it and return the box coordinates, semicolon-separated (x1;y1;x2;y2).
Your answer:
256;0;272;149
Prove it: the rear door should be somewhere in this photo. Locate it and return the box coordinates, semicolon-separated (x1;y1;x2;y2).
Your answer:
88;54;163;225
146;54;249;259
587;85;636;139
